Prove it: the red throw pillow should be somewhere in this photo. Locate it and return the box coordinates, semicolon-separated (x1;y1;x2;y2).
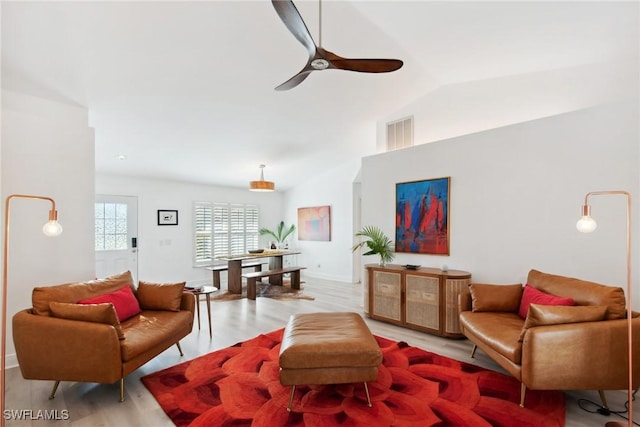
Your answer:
78;285;141;322
518;284;575;319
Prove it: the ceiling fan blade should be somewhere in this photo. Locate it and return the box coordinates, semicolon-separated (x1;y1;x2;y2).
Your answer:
271;0;317;57
275;69;314;91
330;58;404;73
271;1;404;90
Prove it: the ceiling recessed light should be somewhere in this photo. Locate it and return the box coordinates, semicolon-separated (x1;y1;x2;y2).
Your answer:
117;154;127;161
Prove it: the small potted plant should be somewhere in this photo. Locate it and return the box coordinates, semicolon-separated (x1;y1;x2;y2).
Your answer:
259;221;296;249
352;225;395;266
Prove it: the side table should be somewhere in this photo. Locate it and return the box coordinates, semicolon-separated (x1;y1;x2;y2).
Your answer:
186;286;216;338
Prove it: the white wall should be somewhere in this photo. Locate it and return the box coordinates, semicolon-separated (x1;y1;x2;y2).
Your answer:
1;90;95;366
378;60;638;151
95;174;284;285
362;100;640;309
283;159;362;282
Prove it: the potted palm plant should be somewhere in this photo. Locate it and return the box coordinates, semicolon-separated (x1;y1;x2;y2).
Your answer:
352;225;395;266
259;221;296;249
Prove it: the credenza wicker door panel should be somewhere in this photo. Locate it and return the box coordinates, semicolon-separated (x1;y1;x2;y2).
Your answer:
405;274;439;330
366;265;471;338
372;271;402;322
445;278;471;334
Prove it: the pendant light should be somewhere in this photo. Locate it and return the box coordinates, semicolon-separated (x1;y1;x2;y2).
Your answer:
249;164;275;192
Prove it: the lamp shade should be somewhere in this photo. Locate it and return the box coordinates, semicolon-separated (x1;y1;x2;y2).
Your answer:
249;180;275;192
249;165;275;192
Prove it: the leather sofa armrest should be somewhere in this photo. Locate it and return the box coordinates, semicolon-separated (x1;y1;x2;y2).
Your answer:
458;289;472;314
522;314;640;391
180;292;195;314
12;309;122;383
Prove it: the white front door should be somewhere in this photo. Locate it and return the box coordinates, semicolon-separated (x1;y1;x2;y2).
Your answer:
95;195;138;281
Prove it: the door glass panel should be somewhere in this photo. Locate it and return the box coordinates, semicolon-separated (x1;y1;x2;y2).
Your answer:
95;202;129;251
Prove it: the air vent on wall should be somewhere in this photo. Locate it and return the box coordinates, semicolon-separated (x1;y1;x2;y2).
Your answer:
386;116;413;151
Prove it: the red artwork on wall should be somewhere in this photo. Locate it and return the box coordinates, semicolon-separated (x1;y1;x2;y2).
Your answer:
396;177;450;255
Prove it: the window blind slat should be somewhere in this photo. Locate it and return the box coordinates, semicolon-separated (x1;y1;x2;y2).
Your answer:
194;202;260;265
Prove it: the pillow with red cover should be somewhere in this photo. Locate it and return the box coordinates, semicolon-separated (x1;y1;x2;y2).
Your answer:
78;285;141;322
518;284;574;319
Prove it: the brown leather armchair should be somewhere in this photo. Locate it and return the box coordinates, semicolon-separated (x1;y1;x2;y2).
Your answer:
12;271;195;402
458;269;640;408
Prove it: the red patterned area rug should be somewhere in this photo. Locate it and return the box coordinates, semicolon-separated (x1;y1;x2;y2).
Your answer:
141;329;565;426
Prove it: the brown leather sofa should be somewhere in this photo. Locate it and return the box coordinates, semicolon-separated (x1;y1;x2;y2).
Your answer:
12;271;195;401
459;269;640;407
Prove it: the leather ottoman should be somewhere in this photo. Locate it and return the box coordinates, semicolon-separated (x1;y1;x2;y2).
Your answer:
279;312;382;411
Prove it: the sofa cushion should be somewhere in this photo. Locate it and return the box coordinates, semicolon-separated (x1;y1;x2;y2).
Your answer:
137;281;186;311
518;304;608;342
469;283;523;312
527;269;626;320
78;286;141;322
518;284;574;319
459;311;524;364
49;302;125;340
120;310;194;362
32;271;135;316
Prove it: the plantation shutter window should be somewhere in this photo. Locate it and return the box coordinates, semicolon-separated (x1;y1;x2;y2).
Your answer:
213;204;230;259
193;202;260;266
194;202;213;265
245;206;259;250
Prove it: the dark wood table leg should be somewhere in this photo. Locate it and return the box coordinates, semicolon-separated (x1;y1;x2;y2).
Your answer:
228;260;242;293
254;264;264;284
269;256;284;286
212;271;221;289
247;277;257;300
290;270;301;290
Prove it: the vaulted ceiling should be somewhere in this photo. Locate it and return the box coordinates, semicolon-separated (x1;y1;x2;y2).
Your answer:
2;1;637;190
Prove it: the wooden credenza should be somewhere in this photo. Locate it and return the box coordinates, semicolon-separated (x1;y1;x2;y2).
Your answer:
364;264;471;338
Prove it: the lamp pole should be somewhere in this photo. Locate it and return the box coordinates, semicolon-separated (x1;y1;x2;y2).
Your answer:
1;195;62;427
577;191;633;427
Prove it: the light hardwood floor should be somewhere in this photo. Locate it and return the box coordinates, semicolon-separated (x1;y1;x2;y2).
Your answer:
5;277;635;426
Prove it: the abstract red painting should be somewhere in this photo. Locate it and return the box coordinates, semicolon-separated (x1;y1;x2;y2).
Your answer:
396;177;450;255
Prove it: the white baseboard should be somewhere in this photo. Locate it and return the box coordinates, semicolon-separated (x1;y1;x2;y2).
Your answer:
302;271;353;283
5;352;18;369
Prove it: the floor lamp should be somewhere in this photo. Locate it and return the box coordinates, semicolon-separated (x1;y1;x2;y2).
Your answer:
576;190;633;427
1;195;63;427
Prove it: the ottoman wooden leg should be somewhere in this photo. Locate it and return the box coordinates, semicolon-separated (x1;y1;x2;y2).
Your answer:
470;344;477;358
287;385;296;412
363;382;372;407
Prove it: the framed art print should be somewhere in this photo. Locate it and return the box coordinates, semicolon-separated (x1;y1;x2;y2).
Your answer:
297;205;331;241
395;177;450;255
157;210;178;226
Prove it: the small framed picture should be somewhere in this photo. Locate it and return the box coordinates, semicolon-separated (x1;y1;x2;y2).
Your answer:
157;210;178;226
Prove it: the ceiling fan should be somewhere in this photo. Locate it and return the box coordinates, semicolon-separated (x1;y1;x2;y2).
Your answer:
271;0;403;91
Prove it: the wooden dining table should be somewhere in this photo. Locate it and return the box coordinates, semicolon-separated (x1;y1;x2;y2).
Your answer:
216;250;300;294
